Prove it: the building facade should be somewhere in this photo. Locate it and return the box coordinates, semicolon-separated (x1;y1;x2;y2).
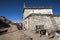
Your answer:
23;7;60;31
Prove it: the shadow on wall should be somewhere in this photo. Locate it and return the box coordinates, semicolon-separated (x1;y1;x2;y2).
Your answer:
0;20;10;35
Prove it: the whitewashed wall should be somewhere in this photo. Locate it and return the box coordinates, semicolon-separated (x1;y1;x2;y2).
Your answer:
23;9;53;19
23;18;28;29
23;8;60;30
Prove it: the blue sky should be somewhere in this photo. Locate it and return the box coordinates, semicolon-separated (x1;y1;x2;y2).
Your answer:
0;0;60;22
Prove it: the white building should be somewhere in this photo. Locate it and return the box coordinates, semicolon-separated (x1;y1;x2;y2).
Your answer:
23;7;60;31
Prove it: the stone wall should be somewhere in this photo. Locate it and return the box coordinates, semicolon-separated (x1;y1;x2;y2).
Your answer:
30;15;52;30
54;17;60;30
28;15;60;30
23;18;28;29
23;16;32;30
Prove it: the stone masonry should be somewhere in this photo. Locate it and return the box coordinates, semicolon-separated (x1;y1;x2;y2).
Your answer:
23;7;60;31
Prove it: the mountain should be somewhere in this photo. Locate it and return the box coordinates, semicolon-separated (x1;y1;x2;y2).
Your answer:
0;16;12;24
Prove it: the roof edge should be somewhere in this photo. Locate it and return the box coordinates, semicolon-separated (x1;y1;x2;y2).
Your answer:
24;6;52;9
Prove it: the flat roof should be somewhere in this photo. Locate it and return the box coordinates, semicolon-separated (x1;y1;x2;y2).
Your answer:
23;7;52;13
24;7;52;9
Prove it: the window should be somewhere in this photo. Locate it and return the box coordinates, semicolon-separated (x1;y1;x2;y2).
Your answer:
35;25;44;30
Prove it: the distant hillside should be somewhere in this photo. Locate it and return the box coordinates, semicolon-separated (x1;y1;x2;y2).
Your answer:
0;20;10;28
0;16;12;24
0;16;11;32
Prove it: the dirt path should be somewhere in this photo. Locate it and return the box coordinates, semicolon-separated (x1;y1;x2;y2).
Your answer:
0;24;58;40
0;25;31;40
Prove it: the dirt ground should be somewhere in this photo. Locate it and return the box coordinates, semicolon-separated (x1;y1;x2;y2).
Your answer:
0;25;59;40
0;25;31;40
23;30;58;40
